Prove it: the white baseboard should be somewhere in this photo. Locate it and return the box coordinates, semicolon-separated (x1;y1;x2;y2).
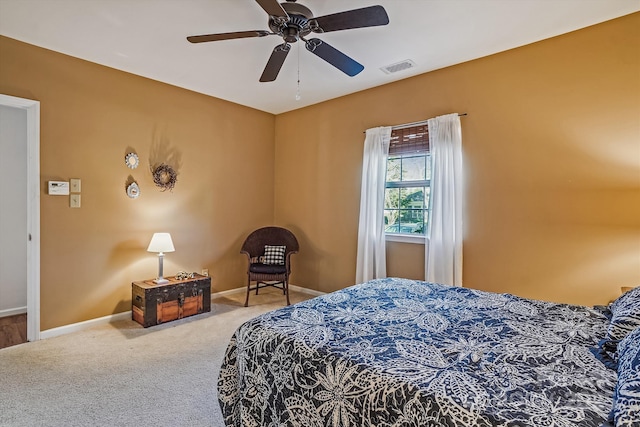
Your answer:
289;284;325;297
38;285;325;340
210;286;245;297
0;306;27;318
212;284;325;298
40;311;131;340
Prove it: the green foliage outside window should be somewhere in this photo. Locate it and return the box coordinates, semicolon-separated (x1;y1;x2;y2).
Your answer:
384;154;430;235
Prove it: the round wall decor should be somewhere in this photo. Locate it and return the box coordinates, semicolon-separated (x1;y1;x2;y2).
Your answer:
125;153;139;169
126;181;140;199
152;163;177;192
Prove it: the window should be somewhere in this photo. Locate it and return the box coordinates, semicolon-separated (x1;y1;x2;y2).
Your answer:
384;124;430;236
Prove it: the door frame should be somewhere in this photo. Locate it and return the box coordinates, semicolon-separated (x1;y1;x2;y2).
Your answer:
0;94;40;342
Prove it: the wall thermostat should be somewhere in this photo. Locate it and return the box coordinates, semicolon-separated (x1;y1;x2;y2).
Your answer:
48;181;70;195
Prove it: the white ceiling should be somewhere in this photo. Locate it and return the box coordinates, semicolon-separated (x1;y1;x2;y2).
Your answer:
1;0;638;114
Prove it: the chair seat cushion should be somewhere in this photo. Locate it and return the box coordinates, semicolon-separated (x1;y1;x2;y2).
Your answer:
249;263;286;275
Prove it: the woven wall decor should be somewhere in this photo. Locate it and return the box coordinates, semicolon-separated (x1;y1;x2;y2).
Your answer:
152;163;177;192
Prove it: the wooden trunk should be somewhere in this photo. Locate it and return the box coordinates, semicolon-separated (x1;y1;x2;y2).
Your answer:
132;274;211;328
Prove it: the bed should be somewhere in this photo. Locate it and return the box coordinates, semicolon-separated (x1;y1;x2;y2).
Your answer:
217;278;640;426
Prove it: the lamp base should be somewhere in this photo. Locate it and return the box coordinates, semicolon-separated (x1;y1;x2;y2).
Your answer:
153;278;169;284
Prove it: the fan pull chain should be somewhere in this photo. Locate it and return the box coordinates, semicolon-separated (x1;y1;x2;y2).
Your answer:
295;42;301;101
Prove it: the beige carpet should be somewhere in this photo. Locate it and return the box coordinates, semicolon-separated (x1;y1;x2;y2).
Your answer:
0;288;313;427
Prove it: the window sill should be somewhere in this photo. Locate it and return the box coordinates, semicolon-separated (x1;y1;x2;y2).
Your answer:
385;234;426;245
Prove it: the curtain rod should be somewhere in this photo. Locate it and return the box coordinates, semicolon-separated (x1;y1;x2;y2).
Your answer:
364;113;467;133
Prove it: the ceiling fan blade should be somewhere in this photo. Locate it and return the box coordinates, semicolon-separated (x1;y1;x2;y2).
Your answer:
260;43;291;82
187;30;271;43
310;5;389;33
255;0;288;18
305;38;364;77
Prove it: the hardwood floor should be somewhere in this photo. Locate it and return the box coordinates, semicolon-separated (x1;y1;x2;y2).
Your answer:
0;314;27;349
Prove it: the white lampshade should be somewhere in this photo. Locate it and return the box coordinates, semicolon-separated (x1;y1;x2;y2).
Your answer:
147;233;175;253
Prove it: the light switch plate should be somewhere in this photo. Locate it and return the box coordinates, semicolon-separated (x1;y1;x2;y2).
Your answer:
70;178;81;193
70;194;81;208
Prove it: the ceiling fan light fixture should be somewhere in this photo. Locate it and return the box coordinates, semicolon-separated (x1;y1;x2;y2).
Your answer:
380;59;416;75
283;27;300;43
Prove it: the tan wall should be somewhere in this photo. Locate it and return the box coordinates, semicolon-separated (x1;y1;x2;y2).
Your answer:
1;13;638;330
0;36;276;330
274;13;640;305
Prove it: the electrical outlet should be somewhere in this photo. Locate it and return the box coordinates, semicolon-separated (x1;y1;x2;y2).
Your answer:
201;269;209;277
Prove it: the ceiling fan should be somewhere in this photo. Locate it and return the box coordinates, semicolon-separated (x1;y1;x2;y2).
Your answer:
187;0;389;82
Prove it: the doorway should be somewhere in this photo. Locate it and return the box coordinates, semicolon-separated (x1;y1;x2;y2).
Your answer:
0;94;40;344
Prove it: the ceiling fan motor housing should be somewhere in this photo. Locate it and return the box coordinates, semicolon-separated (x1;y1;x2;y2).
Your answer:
269;2;313;42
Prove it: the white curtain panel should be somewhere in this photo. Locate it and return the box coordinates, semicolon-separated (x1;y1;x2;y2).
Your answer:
426;113;463;286
356;126;392;284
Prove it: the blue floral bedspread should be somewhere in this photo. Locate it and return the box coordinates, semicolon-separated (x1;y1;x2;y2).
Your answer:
217;278;616;426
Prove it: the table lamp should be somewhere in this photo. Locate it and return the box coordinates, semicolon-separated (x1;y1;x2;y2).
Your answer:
147;232;175;284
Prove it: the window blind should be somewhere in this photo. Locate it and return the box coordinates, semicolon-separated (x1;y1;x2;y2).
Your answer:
388;124;429;156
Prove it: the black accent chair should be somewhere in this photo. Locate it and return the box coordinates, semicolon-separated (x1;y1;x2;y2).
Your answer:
240;226;299;307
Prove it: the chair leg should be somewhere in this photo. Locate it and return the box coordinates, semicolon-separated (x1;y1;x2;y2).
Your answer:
285;279;290;306
256;281;259;295
244;276;251;307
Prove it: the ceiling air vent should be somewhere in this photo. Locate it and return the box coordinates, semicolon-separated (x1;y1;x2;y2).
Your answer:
380;59;416;74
